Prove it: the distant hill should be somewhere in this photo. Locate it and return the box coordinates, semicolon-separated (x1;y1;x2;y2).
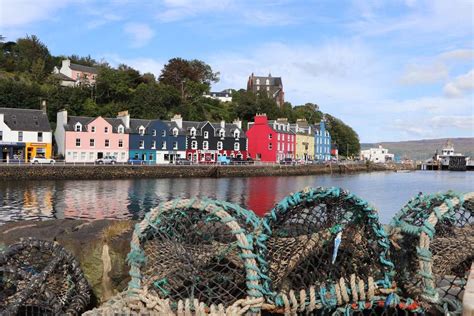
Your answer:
361;138;474;160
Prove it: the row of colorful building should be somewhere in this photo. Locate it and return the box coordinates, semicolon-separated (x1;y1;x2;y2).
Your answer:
0;107;332;164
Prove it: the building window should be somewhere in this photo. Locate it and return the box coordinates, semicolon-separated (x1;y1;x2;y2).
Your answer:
173;141;178;150
256;78;260;84
139;140;144;149
217;141;223;150
277;142;280;151
173;128;178;136
257;86;260;91
75;138;80;147
91;126;95;133
121;152;125;160
190;128;196;137
219;130;225;137
105;139;110;147
153;129;157;136
204;131;209;139
0;131;2;141
234;131;240;138
152;141;156;149
81;152;86;160
75;123;81;132
161;141;166;150
203;141;209;150
265;79;270;85
191;141;197;149
37;132;43;142
118;139;123;148
268;143;273;150
139;127;145;136
268;134;272;139
118;126;124;134
266;86;270;91
90;139;95;147
234;142;240;151
161;130;166;137
104;127;109;133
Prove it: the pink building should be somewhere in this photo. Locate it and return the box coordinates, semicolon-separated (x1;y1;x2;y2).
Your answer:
55;110;129;162
53;59;98;87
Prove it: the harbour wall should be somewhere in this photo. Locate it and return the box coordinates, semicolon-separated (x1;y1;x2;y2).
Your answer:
0;163;412;181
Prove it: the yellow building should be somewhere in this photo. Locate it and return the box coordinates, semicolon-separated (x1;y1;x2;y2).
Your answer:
291;119;314;161
25;142;53;161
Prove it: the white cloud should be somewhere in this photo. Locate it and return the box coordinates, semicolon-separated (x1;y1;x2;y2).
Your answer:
0;0;75;28
439;49;474;61
86;13;123;29
429;115;474;130
443;69;474;98
156;0;233;22
123;23;155;48
399;62;448;85
242;10;298;26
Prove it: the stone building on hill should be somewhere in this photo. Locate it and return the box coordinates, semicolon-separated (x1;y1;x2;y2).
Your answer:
247;73;285;107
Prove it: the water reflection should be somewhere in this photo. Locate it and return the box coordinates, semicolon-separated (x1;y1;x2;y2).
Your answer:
0;171;472;225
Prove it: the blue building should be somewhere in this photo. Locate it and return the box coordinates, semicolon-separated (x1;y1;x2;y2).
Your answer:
128;114;187;164
314;119;332;161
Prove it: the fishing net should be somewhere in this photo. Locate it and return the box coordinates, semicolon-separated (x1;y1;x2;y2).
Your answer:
124;198;266;314
0;238;91;315
256;187;420;314
389;191;474;315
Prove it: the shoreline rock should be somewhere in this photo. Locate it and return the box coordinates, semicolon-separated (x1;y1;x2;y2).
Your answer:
0;162;411;181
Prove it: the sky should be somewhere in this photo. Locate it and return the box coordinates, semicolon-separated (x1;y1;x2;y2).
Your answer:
0;0;473;143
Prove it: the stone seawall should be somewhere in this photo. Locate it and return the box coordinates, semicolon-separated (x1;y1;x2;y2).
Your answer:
0;163;409;181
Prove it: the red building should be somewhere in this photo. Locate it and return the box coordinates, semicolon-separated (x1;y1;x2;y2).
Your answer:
246;114;296;162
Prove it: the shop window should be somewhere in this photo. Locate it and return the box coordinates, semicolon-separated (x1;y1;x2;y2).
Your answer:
89;152;94;160
81;152;86;160
18;132;23;142
0;131;2;141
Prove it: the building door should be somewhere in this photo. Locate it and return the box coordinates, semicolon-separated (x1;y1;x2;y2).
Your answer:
1;147;6;162
98;152;103;159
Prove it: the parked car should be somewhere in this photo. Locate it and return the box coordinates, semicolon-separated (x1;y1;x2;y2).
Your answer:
175;158;192;165
127;158;145;165
217;156;231;165
31;156;55;164
230;157;249;165
95;156;117;164
279;158;295;165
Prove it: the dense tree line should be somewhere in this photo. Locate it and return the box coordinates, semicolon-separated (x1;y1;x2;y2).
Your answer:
0;35;360;156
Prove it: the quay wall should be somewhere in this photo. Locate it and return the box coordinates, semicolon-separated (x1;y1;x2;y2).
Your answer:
0;163;411;181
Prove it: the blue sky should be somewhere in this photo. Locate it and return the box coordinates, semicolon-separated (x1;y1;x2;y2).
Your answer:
1;0;473;142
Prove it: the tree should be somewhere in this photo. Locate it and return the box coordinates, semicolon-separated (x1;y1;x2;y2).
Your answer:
129;83;180;119
293;103;323;124
325;114;360;157
158;58;219;93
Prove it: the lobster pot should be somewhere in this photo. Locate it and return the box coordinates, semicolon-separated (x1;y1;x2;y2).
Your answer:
390;192;473;314
257;187;398;313
0;238;91;316
126;198;265;314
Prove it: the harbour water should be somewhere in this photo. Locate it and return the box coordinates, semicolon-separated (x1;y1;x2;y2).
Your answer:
0;171;472;225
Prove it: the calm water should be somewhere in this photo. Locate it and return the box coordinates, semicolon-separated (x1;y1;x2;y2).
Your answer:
0;171;472;225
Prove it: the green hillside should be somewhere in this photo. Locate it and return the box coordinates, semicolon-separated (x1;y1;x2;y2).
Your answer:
362;138;474;160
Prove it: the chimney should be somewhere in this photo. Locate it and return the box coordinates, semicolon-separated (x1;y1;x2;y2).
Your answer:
0;112;4;124
62;59;71;69
117;110;130;129
57;109;68;128
171;114;183;128
40;99;47;113
233;118;242;129
220;120;226;129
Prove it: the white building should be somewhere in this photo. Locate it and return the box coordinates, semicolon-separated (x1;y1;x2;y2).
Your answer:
53;59;98;87
203;89;233;102
360;145;394;163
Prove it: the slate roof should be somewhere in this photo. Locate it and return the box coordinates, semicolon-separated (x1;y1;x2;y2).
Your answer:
250;75;282;86
65;116;128;133
69;63;98;74
129;119;151;133
0;107;51;132
181;120;245;137
163;121;186;135
54;72;75;81
268;120;295;135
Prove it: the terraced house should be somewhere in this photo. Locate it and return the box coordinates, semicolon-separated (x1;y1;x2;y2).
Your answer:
314;119;332;161
181;118;247;163
247;114;296;162
55;110;129;162
290;119;314;161
128;114;187;164
0;106;52;162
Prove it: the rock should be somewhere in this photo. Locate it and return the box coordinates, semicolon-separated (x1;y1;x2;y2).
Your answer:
0;219;135;304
